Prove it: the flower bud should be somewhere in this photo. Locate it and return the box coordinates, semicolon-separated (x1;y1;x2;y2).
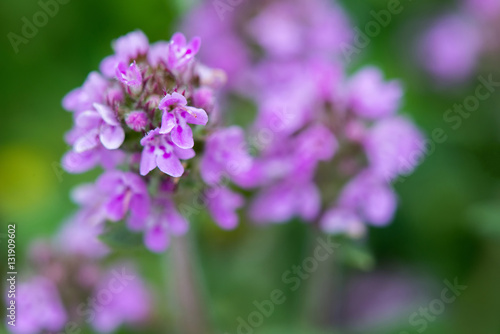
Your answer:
126;111;148;131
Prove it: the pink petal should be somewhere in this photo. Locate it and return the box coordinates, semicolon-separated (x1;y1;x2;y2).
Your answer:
100;124;125;150
159;92;187;110
74;132;99;153
157;154;184;177
171;124;194;149
184;106;208;125
75;110;101;129
130;194;150;220
171;32;187;46
140;148;157;176
173;146;195;160
106;194;126;221
189;37;201;54
159;112;176;134
93;103;120;126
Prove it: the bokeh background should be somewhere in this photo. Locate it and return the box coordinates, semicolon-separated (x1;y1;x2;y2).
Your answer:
1;0;499;333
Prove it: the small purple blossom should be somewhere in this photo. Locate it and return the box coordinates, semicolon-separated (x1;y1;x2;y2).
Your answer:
167;32;201;71
100;30;149;77
347;67;403;119
115;61;143;88
62;146;125;174
126;110;149;131
130;195;189;252
139;128;195;177
158;92;208;149
200;126;253;187
97;171;151;222
206;186;244;230
337;170;398;226
418;14;482;82
364;117;425;181
91;266;151;333
62;72;109;113
9;278;67;334
73;103;125;151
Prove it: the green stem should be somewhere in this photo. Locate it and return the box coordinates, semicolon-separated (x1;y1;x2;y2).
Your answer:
299;228;342;329
169;233;212;334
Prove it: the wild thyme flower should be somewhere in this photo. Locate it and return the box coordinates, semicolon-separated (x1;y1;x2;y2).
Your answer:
61;30;248;252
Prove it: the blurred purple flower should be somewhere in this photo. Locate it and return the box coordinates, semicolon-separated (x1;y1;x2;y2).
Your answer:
418;14;482;82
200;126;253;186
348;67;403;119
9;278;67;334
91;266;151;333
206;186;244;230
364;117;425;181
97;171;150;222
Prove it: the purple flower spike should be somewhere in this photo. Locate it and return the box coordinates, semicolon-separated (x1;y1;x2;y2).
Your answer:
97;171;151;222
61;29;230;252
116;61;143;88
139;128;195;177
159;92;208;149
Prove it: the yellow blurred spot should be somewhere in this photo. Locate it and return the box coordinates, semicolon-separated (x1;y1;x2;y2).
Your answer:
0;145;55;218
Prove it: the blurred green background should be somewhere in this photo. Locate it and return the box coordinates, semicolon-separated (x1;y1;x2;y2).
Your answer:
1;0;500;333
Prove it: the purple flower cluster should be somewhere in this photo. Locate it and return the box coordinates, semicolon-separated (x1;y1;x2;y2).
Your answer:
185;0;426;236
8;224;151;334
59;0;427;253
61;30;237;252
